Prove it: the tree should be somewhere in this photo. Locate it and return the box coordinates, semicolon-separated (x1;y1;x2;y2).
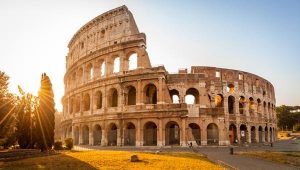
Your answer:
36;73;55;151
15;86;37;149
276;105;300;131
0;71;16;148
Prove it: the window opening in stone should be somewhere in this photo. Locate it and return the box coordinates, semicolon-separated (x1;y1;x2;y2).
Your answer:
144;84;157;104
129;53;138;70
215;94;224;107
216;71;220;78
227;84;234;93
185;88;199;104
113;57;120;73
127;86;136;105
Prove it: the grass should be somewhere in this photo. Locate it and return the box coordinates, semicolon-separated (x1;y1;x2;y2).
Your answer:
0;150;225;170
237;151;300;167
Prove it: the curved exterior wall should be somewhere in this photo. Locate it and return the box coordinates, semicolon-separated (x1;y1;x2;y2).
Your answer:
61;5;277;146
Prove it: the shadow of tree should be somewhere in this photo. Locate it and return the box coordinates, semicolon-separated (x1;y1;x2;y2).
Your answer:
0;153;98;170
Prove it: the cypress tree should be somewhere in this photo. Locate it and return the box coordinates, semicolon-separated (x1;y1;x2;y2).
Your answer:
36;73;55;151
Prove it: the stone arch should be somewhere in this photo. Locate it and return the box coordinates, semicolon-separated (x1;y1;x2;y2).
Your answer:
144;84;157;104
251;126;256;143
72;72;77;86
83;93;91;111
128;53;138;70
93;124;102;145
239;96;245;114
78;68;83;84
227;84;235;93
126;86;136;105
229;124;237;144
257;98;262;115
124;122;136;146
249;97;255;115
263;101;267;115
143;121;157;146
82;125;89;145
240;124;248;144
207;123;219;145
169;89;180;104
258;126;263;143
107;123;118;146
185;88;199;104
113;56;120;73
100;61;106;76
75;96;81;112
108;88;118;107
269;127;273;142
265;126;268;142
165;121;180;145
228;96;235;114
94;91;102;109
86;63;94;80
188;123;201;146
74;126;79;145
215;94;224;107
68;126;72;138
70;98;75;114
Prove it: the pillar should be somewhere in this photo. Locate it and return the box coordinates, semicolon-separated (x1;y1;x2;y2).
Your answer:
101;129;106;146
181;118;187;146
136;119;141;146
117;129;121;146
158;119;163;146
136;80;142;105
79;125;83;145
89;124;93;145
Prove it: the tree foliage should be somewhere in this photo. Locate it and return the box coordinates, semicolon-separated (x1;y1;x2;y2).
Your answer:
276;105;300;130
36;73;55;151
0;71;16;148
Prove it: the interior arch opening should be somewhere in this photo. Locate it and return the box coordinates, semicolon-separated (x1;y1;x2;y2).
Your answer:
169;89;180;104
108;123;117;146
93;125;102;145
228;96;235;114
143;122;157;146
127;86;136;105
207;123;219;145
165;121;180;145
144;84;157;104
188;123;201;146
185;88;199;104
124;122;136;146
128;53;138;70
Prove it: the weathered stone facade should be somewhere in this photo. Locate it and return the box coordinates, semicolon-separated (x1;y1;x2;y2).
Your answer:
61;6;277;146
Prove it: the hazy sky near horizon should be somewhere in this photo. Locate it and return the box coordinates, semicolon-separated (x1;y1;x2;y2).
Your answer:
0;0;299;111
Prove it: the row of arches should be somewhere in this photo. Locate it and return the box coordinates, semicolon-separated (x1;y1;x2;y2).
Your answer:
67;122;275;146
67;53;138;88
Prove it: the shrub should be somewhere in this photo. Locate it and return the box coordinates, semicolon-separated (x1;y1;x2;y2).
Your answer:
64;138;73;150
54;141;63;150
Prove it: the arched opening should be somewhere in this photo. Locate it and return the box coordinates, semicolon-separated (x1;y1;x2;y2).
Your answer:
108;88;118;107
128;53;138;70
70;98;74;114
68;126;72;138
74;126;79;145
265;126;268;142
101;62;106;76
82;125;89;145
127;86;136;105
93;125;102;145
76;97;80;112
215;94;224;107
95;91;102;109
268;103;271;118
143;122;157;146
240;124;247;144
165;121;180;145
188;123;201;146
124;122;136;146
239;96;245;114
227;84;234;93
169;89;180;104
263;102;267;115
83;93;90;111
257;99;261;115
228;96;235;114
72;72;76;86
144;84;157;104
229;124;237;144
86;63;93;80
249;97;255;115
78;68;83;84
258;126;263;143
108;123;117;146
207;123;219;145
113;57;120;73
185;88;199;104
251;126;256;143
269;127;273;142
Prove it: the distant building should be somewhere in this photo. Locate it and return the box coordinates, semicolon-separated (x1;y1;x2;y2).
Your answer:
61;6;277;146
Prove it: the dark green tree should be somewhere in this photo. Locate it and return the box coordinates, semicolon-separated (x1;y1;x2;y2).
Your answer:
15;86;37;149
36;73;55;151
276;105;300;130
0;71;16;148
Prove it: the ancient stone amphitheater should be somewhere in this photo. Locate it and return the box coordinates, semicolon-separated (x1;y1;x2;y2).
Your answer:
61;6;277;147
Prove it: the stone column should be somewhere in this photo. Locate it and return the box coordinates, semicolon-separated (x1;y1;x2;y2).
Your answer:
255;126;259;143
136;119;141;146
158;119;163;146
89;123;93;145
101;129;106;146
223;97;228;115
201;123;207;146
236;123;241;144
79;125;83;145
247;125;251;143
136;80;142;105
72;125;75;141
262;130;265;142
117;128;121;146
90;90;93;115
181;118;187;146
158;77;164;104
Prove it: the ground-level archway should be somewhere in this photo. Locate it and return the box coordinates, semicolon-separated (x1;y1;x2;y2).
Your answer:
108;123;118;146
82;125;89;145
258;126;263;143
124;122;136;146
74;126;79;145
93;124;102;145
251;126;256;143
207;123;219;145
143;122;157;146
188;123;201;146
229;124;237;144
165;121;180;145
240;124;247;144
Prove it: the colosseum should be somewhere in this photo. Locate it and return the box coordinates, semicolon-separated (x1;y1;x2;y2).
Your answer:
61;5;277;147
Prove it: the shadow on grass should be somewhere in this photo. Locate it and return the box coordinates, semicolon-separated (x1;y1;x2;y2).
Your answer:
0;153;97;170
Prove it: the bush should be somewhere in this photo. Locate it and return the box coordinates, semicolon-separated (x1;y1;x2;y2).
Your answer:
64;138;73;150
54;141;63;150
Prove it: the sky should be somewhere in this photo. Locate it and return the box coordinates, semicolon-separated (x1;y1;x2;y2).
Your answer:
0;0;299;111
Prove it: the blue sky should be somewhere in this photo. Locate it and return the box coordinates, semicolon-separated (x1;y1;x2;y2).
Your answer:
0;0;299;111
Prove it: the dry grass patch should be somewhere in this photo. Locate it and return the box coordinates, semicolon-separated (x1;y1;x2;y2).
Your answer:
0;150;225;170
237;151;300;167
